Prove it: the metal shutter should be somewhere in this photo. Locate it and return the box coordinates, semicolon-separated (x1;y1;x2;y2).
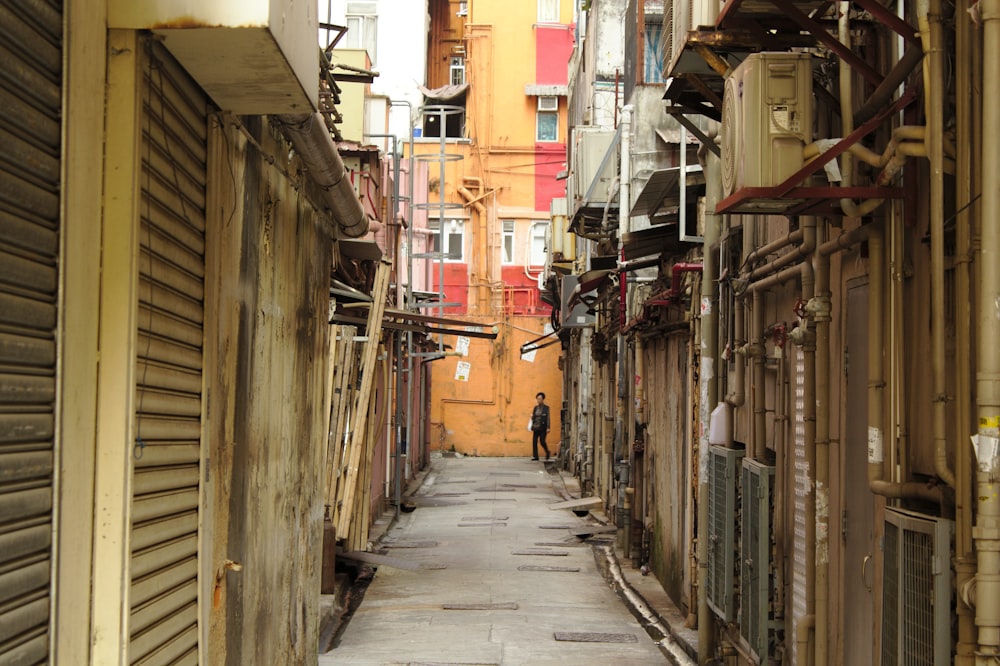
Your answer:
0;0;62;663
129;41;207;666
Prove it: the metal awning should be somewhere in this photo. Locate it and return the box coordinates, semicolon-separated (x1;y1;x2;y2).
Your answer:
630;165;705;221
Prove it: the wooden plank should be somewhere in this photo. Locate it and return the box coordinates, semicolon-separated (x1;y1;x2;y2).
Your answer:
336;261;391;536
547;497;603;510
321;324;339;509
328;326;357;519
331;335;361;529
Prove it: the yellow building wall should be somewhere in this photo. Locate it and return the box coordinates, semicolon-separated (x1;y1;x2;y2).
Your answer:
328;48;371;143
430;315;562;457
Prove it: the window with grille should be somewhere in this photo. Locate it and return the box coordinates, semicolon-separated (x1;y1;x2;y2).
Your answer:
450;56;465;85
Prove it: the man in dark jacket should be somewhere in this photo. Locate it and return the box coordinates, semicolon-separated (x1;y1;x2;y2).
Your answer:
530;392;551;460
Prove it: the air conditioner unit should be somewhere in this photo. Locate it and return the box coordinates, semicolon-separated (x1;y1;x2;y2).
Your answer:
707;445;743;622
568;128;617;212
740;459;776;662
880;508;953;666
538;95;559;112
721;52;813;197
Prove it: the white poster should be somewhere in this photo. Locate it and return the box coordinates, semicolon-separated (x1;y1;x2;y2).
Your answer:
455;360;471;381
521;348;537;363
455;336;470;356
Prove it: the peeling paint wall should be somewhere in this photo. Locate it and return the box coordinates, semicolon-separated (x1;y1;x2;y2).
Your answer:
206;116;332;665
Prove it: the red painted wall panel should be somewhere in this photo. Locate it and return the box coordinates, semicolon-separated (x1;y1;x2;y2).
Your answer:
534;143;566;212
534;24;573;85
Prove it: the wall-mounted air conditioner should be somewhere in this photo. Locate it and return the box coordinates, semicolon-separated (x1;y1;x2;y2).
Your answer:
538;95;559;112
721;52;813;197
881;508;953;666
568;128;617;214
741;458;775;661
707;445;743;622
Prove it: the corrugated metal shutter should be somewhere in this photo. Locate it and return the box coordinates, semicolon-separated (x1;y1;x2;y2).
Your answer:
792;348;807;666
129;41;207;666
0;1;63;663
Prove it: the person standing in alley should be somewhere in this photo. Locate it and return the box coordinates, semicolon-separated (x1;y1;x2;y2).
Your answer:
530;392;551;460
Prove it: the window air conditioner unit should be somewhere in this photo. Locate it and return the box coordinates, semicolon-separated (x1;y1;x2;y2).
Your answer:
721;52;813;198
741;458;776;661
707;445;743;622
538;95;558;112
881;508;953;666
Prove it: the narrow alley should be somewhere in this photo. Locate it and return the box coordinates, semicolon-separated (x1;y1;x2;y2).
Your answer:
320;454;695;665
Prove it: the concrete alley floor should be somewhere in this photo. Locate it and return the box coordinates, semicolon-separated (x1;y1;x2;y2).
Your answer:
320;454;695;666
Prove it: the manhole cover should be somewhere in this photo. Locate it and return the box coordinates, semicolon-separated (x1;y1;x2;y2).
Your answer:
501;483;536;488
553;632;638;644
512;549;568;556
458;522;507;527
488;472;521;476
517;565;580;572
442;602;519;610
384;541;438;549
461;516;509;521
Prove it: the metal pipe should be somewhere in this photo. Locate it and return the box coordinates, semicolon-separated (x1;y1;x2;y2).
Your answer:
954;0;977;660
975;0;1000;658
275;113;368;237
921;0;957;488
698;131;722;664
866;224;943;502
751;288;766;461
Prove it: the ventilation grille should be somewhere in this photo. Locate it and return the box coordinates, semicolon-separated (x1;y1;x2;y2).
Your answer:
880;508;953;666
741;459;775;661
707;445;742;621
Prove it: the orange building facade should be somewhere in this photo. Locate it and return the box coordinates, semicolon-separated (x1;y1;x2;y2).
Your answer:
414;0;573;456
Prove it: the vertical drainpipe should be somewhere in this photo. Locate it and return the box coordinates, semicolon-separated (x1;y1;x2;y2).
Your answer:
926;0;956;489
698;131;721;664
954;0;977;660
750;284;766;461
974;0;1000;660
866;223;944;501
617;105;633;536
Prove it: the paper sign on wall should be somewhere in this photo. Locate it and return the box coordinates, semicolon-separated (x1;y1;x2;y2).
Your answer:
455;361;471;381
456;336;470;356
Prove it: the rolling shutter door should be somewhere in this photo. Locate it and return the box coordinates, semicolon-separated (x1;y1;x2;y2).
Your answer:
129;41;207;666
0;1;63;663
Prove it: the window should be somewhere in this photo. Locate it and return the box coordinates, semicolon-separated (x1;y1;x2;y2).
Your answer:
529;223;547;266
429;218;465;261
502;220;515;263
644;18;666;84
536;109;558;142
450;56;465;86
346;2;378;64
538;0;559;22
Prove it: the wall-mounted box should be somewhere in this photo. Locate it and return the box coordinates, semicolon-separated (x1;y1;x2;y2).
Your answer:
110;0;318;114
